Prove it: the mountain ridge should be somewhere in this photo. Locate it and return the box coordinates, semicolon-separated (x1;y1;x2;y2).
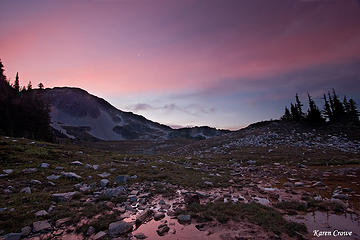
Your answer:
36;87;230;141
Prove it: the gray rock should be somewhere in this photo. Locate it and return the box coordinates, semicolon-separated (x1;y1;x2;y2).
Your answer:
3;169;13;174
20;187;31;194
100;179;109;188
156;224;169;235
3;233;22;240
21;226;32;236
247;160;256;165
30;179;42;185
40;163;49;168
312;181;325;187
71;161;83;166
35;210;48;217
93;165;99;170
204;181;213;186
134;232;148;239
177;214;191;223
52;192;77;201
115;175;129;184
332;193;349;200
154;212;165;221
283;182;294;187
86;226;96;236
47;174;60;181
128;195;137;203
61;171;82;180
32;220;51;232
55;217;71;227
101;187;125;198
294;182;304;187
22;168;38;174
136;209;152;224
55;166;64;170
93;231;107;240
98;172;111;178
108;221;133;237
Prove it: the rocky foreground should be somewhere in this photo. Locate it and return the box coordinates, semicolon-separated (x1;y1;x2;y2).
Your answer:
0;131;360;240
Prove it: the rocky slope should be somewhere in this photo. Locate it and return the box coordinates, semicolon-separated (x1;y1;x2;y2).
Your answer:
37;87;228;141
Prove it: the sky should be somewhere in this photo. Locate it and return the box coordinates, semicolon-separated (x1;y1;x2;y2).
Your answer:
1;0;360;130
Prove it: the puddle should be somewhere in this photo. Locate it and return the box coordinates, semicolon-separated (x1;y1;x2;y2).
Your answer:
132;214;221;240
286;212;360;239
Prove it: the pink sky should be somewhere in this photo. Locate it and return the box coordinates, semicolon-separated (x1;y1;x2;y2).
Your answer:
1;0;360;128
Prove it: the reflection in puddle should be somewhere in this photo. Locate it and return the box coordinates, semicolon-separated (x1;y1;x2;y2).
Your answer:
132;214;221;240
286;212;360;239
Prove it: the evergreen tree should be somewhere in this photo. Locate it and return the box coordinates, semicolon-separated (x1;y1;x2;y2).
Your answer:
343;96;350;114
328;92;335;114
290;103;300;121
0;60;5;83
331;89;345;121
14;72;20;92
323;94;332;122
38;82;44;89
27;81;32;91
295;94;304;119
348;99;359;123
306;93;324;124
281;106;292;120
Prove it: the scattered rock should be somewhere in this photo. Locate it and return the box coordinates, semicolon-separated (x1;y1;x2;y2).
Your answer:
108;221;133;237
247;160;256;165
115;175;129;184
32;220;51;232
40;163;49;168
154;212;165;221
30;179;42;185
3;233;22;240
283;182;293;187
204;181;213;186
71;161;83;166
22;168;38;174
20;226;31;236
294;182;304;187
312;181;325;187
100;179;109;188
134;232;148;239
136;209;153;224
157;223;169;236
177;214;191;223
98;172;111;178
55;217;71;228
61;171;82;180
20;187;31;194
93;231;107;240
3;169;13;174
35;210;48;217
332;193;349;200
52;192;77;201
101;187;125;198
86;226;96;236
47;174;60;181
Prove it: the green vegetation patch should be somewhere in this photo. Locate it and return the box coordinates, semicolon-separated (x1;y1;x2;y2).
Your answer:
186;202;307;237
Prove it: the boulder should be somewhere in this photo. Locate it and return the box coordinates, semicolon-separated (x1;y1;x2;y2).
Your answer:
177;214;191;223
32;220;51;232
108;221;133;237
52;192;77;201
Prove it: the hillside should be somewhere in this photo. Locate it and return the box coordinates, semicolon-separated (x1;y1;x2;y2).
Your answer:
37;87;229;141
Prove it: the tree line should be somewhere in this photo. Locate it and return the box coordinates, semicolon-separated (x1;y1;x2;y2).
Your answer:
281;90;359;125
0;59;52;140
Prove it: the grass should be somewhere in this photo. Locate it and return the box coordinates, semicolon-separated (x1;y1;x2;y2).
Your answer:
274;201;307;212
185;202;307;237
